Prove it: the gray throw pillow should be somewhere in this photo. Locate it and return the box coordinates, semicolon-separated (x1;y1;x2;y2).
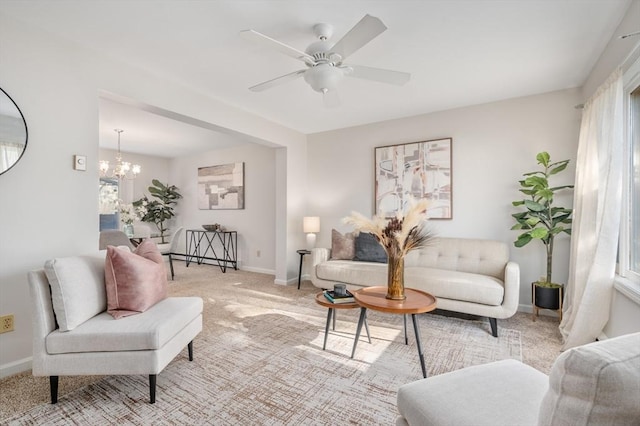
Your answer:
331;229;355;260
354;232;387;263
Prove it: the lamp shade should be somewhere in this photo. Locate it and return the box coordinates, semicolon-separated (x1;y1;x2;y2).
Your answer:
303;216;320;233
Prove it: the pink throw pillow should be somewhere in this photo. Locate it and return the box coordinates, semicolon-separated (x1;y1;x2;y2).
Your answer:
105;239;168;319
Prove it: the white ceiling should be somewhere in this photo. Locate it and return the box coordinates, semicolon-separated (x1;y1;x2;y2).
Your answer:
1;0;634;156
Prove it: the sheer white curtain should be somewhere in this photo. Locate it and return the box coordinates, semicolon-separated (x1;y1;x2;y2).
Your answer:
559;69;624;350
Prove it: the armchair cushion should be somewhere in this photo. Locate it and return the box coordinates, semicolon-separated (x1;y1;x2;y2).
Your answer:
105;240;167;319
538;332;640;425
46;297;203;353
44;255;106;331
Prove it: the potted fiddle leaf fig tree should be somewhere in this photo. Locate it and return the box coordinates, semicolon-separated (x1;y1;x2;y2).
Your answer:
133;179;182;244
511;152;573;315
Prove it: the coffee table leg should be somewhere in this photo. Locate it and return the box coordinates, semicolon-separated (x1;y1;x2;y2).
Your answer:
351;307;367;358
404;314;408;345
323;308;333;350
364;310;371;343
411;314;427;378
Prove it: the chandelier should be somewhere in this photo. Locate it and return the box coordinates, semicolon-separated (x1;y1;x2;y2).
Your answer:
99;129;141;180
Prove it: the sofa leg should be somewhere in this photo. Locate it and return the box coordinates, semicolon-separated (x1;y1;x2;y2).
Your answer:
188;340;194;361
149;374;156;404
50;376;59;404
489;318;498;337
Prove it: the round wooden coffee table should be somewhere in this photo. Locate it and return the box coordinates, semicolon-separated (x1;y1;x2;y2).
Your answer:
315;292;370;350
351;286;437;378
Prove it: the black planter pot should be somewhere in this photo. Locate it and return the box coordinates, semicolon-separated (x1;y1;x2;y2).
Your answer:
533;284;562;310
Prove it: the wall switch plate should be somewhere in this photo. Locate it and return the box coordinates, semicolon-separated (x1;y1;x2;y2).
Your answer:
0;314;14;333
74;155;86;171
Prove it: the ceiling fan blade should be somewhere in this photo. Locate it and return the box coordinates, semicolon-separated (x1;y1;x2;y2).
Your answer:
249;70;306;92
322;89;341;108
240;29;315;64
330;14;387;60
346;65;410;86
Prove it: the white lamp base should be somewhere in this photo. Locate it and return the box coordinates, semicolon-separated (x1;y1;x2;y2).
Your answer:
306;233;317;250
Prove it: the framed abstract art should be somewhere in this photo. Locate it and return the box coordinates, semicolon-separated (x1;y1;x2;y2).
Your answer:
198;162;245;210
374;138;452;219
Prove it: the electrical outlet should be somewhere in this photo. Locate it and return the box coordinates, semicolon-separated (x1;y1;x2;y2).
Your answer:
0;314;14;333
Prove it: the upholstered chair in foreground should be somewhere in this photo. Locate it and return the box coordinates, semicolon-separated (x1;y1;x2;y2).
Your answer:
397;332;640;425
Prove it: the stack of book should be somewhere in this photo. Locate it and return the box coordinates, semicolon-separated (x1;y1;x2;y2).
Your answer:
323;289;355;304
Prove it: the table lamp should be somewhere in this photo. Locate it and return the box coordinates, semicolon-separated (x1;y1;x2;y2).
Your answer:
303;216;320;249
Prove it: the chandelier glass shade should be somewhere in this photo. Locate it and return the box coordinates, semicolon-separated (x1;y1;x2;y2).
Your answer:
100;129;141;180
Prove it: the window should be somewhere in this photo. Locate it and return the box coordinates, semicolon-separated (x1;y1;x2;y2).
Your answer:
620;58;640;285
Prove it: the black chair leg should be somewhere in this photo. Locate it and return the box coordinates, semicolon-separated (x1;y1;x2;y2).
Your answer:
50;376;59;404
489;317;498;337
188;341;194;361
149;374;157;404
169;254;175;280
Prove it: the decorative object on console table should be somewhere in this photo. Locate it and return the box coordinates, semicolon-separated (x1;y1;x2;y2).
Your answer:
343;197;433;300
198;162;244;210
511;152;573;322
303;216;320;249
374;138;452;219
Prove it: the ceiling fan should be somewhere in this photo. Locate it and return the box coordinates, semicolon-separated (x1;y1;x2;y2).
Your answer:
240;14;410;107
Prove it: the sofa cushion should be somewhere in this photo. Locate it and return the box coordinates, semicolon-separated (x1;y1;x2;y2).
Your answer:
331;229;355;260
538;332;640;426
44;255;106;332
353;232;387;263
316;261;504;306
46;297;203;353
105;240;167;319
397;359;548;426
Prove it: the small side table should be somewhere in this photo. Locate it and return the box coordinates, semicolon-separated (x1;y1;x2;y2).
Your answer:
351;286;437;378
315;292;371;351
296;249;311;289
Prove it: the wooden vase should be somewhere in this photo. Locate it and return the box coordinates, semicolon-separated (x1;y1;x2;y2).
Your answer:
386;255;406;300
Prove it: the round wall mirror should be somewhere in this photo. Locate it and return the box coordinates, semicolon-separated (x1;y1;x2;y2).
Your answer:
0;87;28;176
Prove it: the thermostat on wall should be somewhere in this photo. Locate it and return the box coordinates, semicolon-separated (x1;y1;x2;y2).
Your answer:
74;155;86;171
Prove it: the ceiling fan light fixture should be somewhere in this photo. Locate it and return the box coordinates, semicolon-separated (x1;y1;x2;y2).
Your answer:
303;64;343;93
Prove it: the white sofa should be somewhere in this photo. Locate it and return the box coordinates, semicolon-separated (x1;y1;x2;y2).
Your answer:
28;253;203;404
310;237;520;337
396;332;640;425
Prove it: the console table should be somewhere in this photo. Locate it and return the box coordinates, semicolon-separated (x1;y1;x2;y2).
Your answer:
185;229;238;273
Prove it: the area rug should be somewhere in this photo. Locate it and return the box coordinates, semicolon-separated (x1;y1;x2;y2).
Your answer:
4;263;522;425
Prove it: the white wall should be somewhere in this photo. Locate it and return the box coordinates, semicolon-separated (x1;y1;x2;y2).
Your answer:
0;14;306;376
307;88;582;309
169;143;277;274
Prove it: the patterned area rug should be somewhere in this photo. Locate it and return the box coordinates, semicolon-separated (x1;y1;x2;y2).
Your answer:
5;263;522;425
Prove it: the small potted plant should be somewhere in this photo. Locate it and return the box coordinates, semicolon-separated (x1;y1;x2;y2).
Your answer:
511;152;573;317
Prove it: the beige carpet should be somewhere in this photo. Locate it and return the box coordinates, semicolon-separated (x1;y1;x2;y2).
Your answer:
0;261;562;424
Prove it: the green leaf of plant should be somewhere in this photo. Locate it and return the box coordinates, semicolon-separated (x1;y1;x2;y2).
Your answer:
549;161;569;175
512;201;525;207
524;200;545;212
514;233;533;247
525;217;540;226
530;228;548;239
537;188;553;200
536;152;550;167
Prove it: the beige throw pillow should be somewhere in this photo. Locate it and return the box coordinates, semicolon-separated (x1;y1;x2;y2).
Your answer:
331;229;355;260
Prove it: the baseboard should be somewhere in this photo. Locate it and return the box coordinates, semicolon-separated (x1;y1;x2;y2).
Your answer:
0;356;31;379
274;277;298;286
239;265;275;275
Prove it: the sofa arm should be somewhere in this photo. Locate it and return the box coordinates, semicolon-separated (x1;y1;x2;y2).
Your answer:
502;261;520;317
310;248;331;289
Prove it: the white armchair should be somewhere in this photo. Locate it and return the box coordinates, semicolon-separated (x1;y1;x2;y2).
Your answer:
28;254;203;404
